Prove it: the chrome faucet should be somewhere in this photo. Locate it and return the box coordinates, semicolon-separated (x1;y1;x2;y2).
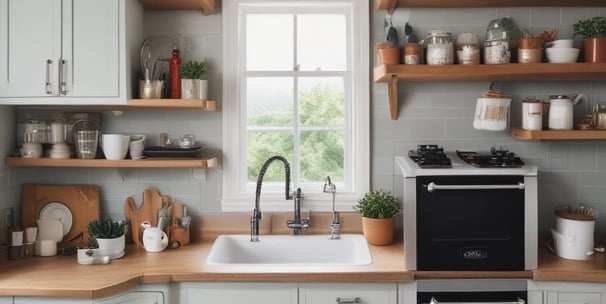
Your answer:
324;176;340;239
286;188;311;235
250;156;292;242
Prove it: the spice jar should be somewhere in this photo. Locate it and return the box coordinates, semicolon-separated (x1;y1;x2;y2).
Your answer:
403;43;422;64
425;30;454;65
484;39;510;64
455;33;480;65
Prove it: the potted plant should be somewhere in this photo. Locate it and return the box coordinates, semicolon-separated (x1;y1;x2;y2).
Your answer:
573;16;606;63
87;218;128;260
354;190;399;246
180;59;209;99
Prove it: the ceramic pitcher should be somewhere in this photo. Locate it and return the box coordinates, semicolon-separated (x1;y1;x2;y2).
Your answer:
548;94;588;130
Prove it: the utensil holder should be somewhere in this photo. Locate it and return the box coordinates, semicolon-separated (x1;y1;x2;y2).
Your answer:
169;224;190;248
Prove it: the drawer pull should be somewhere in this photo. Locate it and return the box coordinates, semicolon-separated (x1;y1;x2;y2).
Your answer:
336;297;360;304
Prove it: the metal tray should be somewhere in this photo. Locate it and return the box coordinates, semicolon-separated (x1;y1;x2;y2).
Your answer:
143;146;203;158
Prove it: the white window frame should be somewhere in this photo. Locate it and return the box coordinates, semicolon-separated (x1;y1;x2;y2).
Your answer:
222;0;369;212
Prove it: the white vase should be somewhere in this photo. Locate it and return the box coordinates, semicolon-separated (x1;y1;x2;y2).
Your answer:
181;79;199;99
95;234;125;259
197;79;208;100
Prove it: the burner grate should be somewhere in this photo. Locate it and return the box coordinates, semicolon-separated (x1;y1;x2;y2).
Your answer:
409;145;452;168
457;147;524;168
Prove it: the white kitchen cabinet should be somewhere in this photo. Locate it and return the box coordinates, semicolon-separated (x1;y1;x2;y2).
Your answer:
0;297;12;304
177;282;298;304
530;281;606;304
0;0;143;105
544;292;603;304
299;283;397;304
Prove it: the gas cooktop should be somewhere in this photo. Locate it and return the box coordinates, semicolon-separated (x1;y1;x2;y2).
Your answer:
402;145;536;177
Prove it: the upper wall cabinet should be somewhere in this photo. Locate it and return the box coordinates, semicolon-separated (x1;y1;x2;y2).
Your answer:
0;0;143;105
139;0;217;15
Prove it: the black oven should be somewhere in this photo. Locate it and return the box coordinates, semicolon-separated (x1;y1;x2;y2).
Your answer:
397;146;538;271
416;175;525;271
417;279;527;304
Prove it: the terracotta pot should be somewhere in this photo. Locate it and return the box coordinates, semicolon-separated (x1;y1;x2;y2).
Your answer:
378;47;401;65
584;37;606;63
361;217;395;246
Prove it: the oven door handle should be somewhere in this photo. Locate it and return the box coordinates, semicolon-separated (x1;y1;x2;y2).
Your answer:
429;297;525;304
425;182;525;192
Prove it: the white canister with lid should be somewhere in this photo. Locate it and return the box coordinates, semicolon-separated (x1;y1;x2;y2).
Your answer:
425;30;454;65
548;94;587;130
521;99;542;130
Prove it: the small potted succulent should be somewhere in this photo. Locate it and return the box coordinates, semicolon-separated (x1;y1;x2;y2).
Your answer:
180;59;209;99
87;218;128;260
354;190;399;245
573;16;606;63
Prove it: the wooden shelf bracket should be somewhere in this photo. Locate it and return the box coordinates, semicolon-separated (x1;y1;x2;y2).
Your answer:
388;74;399;120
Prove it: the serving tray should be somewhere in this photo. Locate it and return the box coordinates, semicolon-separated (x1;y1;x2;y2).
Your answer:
143;146;203;158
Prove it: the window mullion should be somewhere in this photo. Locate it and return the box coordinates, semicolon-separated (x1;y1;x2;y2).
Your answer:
292;13;300;189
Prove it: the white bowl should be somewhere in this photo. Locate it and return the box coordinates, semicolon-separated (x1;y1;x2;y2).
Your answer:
546;39;574;48
546;47;579;63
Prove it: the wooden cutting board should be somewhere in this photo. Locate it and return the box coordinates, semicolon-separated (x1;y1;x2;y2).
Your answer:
22;184;99;249
124;188;165;248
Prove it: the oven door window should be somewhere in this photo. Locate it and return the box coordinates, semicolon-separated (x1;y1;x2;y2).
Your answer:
416;175;525;270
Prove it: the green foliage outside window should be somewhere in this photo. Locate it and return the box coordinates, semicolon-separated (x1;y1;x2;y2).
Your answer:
247;84;345;183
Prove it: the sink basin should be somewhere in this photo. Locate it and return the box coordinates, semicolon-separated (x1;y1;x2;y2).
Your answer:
205;234;372;270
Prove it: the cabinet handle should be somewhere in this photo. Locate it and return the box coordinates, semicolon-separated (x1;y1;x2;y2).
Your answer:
45;59;53;94
336;297;360;304
59;58;67;95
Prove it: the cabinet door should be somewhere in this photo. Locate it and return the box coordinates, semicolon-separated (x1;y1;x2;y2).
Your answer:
545;291;602;304
95;291;163;304
299;283;398;304
0;0;120;99
0;297;12;304
0;0;61;97
179;282;298;304
14;298;90;304
66;0;119;97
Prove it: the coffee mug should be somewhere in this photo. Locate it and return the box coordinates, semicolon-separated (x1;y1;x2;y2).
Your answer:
102;134;130;160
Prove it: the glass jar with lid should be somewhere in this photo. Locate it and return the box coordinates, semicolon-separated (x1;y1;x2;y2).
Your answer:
424;30;454;65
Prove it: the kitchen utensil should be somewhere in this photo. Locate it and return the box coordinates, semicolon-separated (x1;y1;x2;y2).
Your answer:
22;184;100;249
74;130;99;159
102;134;130;160
141;221;169;252
124;188;165;248
548;94;587;130
34;239;57;257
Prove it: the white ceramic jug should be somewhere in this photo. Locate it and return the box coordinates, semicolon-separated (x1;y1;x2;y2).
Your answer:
141;221;169;253
548;94;587;130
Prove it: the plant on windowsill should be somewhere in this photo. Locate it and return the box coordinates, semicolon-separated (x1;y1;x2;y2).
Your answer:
573;16;606;63
87;218;128;260
354;190;399;246
180;59;209;99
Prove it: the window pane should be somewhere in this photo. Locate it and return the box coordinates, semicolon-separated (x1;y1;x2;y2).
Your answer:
300;130;344;183
247;132;294;182
246;14;293;71
298;77;344;126
247;77;293;126
297;14;347;71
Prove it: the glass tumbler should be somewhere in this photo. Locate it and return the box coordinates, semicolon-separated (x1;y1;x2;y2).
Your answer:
74;130;99;159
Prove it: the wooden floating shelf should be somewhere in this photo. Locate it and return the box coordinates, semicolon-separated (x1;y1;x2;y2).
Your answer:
6;156;218;168
376;0;604;12
510;128;606;140
374;63;606;120
139;0;217;15
18;99;218;111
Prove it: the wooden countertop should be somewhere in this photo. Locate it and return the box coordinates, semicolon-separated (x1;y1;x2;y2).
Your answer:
2;213;606;299
0;238;410;299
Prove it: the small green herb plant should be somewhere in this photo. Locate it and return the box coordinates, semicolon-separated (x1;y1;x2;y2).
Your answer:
87;218;128;239
573;16;606;38
354;190;399;219
180;60;208;79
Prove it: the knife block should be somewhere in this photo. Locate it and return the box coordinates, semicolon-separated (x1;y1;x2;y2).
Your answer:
169;222;190;248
